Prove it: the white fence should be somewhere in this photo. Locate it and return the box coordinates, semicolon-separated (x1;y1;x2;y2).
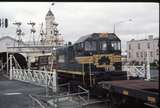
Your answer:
11;68;57;92
122;65;146;79
8;54;57;92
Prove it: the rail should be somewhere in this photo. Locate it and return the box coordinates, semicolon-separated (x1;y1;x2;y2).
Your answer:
29;94;46;108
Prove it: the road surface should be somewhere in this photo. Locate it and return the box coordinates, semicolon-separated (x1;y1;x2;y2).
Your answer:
0;76;46;108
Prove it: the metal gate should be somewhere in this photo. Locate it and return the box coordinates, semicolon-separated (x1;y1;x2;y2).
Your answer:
9;54;57;92
122;65;146;79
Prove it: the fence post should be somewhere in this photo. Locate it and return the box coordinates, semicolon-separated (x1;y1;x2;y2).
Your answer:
45;71;48;96
146;50;151;80
9;55;13;80
53;69;57;93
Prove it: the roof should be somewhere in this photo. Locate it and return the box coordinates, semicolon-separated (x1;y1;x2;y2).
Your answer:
0;36;26;45
75;34;92;44
128;37;159;42
0;36;17;42
75;33;120;44
46;9;54;16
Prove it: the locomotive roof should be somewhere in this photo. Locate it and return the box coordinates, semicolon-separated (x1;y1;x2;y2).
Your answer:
75;33;120;44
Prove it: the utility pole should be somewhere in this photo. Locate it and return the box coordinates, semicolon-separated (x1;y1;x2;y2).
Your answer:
113;19;132;34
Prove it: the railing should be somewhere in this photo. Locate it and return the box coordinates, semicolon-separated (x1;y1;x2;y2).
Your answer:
29;84;90;108
78;85;90;105
12;68;57;92
122;65;146;79
29;94;46;108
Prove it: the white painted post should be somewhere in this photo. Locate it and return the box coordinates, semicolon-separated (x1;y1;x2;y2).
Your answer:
6;52;9;76
53;69;57;92
146;50;151;80
45;71;48;96
89;63;92;87
9;55;13;80
27;56;31;80
143;64;145;78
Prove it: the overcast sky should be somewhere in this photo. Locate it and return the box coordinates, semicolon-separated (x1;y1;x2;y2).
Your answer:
0;2;159;51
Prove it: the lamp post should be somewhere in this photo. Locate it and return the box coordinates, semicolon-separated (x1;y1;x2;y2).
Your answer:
113;19;132;34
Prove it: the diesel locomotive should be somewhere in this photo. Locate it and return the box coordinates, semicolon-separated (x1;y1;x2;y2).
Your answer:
55;32;127;90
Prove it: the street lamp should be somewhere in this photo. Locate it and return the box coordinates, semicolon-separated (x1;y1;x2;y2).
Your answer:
113;19;132;34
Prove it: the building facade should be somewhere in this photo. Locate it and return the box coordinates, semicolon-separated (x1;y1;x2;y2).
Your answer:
127;35;159;64
0;36;19;52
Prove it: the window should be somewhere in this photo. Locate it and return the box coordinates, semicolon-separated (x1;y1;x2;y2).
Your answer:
81;43;84;48
138;43;140;49
156;49;159;55
128;52;131;58
100;41;107;51
84;41;96;51
141;52;143;57
129;44;131;50
38;56;48;65
118;42;121;50
136;52;139;57
85;41;90;51
111;41;121;50
58;55;64;63
51;31;52;34
144;52;147;57
147;43;150;49
150;51;153;57
91;41;97;51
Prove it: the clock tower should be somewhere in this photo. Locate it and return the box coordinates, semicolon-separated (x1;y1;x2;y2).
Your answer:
45;9;59;45
44;7;63;46
45;9;56;37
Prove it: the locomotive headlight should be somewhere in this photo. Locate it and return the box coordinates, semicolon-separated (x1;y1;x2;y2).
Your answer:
52;47;56;56
89;52;93;56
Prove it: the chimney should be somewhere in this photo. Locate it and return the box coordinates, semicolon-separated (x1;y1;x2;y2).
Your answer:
148;35;153;40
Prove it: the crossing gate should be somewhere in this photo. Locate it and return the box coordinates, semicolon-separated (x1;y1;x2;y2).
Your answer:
9;54;57;92
12;68;57;92
122;65;146;79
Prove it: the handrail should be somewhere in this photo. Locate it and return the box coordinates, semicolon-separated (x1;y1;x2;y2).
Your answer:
29;83;90;108
29;94;46;108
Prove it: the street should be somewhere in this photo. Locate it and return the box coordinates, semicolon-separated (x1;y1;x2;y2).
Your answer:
0;77;46;108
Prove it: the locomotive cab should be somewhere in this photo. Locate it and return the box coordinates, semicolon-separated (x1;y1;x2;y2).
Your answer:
74;33;122;72
74;33;121;56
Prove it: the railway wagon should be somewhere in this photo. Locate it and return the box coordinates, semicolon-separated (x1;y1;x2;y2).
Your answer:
99;80;159;108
